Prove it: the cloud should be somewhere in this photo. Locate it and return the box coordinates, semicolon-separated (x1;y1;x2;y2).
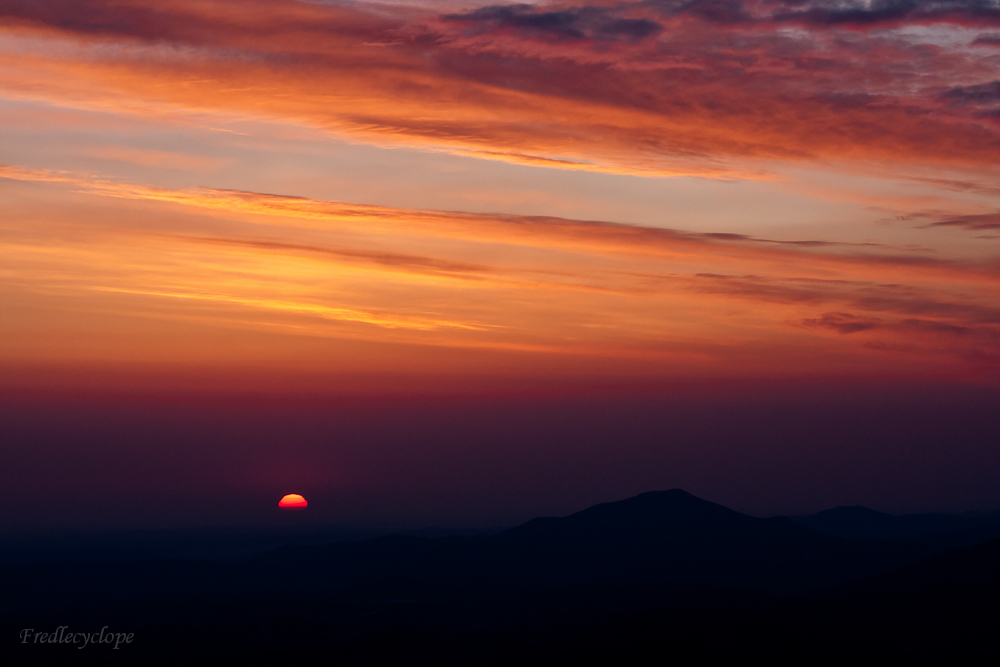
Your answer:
4;163;999;377
692;273;1000;324
973;31;1000;44
771;0;1000;28
802;312;984;337
903;176;1000;196
897;318;976;336
803;311;1000;367
87;146;227;171
802;312;883;334
941;80;1000;105
442;4;663;42
5;164;995;289
654;0;755;25
92;286;490;332
940;80;1000;121
188;236;495;275
896;207;1000;231
652;0;1000;29
928;212;1000;230
2;0;1000;178
0;0;396;45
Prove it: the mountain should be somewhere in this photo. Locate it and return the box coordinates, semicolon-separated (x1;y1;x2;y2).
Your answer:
222;490;928;599
470;489;924;592
3;490;999;660
1;489;926;619
795;505;1000;549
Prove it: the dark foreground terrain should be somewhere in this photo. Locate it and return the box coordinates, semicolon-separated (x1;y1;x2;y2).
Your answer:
4;490;999;663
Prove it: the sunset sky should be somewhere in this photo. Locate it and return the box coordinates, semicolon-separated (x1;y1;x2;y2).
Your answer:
2;0;999;531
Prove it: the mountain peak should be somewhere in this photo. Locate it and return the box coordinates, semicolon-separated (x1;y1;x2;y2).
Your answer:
500;488;755;540
579;488;739;518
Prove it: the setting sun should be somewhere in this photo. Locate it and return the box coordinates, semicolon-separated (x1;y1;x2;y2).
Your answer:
278;494;308;511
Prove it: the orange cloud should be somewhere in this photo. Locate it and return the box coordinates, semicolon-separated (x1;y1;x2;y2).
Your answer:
2;165;997;384
2;0;1000;180
86;146;228;171
7;164;997;288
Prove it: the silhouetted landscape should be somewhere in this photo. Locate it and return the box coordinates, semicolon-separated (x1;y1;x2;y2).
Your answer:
5;490;999;662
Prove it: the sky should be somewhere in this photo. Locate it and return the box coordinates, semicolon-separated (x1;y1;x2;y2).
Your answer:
1;0;999;531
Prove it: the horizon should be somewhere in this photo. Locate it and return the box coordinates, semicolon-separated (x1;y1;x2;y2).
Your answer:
5;463;1000;538
4;486;1000;556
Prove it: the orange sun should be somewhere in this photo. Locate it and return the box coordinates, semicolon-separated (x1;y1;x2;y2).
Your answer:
278;493;308;510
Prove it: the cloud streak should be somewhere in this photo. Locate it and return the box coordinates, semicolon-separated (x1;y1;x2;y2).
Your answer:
441;4;663;42
657;0;1000;28
3;165;998;379
5;164;995;287
929;212;1000;230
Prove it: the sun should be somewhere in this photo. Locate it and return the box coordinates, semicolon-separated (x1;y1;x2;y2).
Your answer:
278;493;308;510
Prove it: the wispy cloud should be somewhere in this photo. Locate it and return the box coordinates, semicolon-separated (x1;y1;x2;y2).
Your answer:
3;165;998;378
86;146;228;171
892;206;1000;231
930;212;1000;231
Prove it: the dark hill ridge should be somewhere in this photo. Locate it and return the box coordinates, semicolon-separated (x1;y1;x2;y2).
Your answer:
502;488;750;537
0;490;979;620
258;495;1000;659
473;490;923;592
233;490;925;597
795;504;1000;550
5;490;999;660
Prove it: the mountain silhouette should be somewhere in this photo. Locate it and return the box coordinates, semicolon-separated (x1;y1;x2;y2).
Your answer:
3;489;925;616
468;489;922;592
4;489;999;660
796;505;1000;550
212;489;927;600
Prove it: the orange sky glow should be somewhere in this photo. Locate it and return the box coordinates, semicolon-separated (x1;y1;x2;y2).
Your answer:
1;0;998;394
3;0;1000;528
